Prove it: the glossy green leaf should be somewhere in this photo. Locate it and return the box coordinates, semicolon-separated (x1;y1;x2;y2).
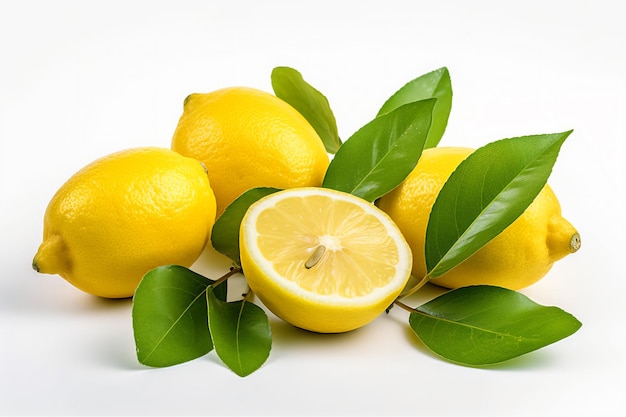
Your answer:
207;287;272;377
426;131;572;279
322;99;436;202
271;66;342;153
132;265;226;367
377;67;452;148
409;285;582;366
211;187;281;264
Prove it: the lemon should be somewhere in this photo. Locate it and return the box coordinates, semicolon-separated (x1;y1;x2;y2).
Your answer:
377;147;581;290
32;147;217;298
171;87;330;217
239;187;412;333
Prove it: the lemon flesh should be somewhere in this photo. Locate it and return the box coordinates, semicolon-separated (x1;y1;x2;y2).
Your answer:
240;188;412;333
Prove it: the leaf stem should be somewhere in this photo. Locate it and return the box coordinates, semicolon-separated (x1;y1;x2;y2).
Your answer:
241;289;253;303
210;266;242;288
399;274;430;299
393;299;418;314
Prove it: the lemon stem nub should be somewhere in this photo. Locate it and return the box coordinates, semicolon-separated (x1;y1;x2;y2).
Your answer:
305;245;326;269
570;233;581;253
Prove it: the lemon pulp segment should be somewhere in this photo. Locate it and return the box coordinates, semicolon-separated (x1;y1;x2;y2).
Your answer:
255;194;402;298
242;187;412;309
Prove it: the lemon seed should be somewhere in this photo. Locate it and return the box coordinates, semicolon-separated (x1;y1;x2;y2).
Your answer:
305;245;326;269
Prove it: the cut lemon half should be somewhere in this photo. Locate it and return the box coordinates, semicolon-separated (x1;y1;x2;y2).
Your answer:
239;187;412;333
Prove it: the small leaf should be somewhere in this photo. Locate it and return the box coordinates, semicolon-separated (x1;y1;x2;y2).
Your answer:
207;287;272;377
322;99;436;202
271;66;342;153
409;285;582;365
378;67;452;148
132;265;225;367
211;187;281;264
426;130;572;278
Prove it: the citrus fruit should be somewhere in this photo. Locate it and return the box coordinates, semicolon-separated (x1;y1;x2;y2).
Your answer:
171;87;330;217
377;147;581;290
239;187;412;333
32;147;217;298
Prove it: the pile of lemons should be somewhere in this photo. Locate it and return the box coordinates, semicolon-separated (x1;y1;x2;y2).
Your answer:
32;86;579;333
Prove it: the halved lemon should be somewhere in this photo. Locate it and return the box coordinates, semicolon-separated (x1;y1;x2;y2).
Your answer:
239;187;412;333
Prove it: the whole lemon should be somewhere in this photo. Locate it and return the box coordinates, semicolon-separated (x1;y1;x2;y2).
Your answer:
171;87;330;217
377;147;581;290
32;147;217;298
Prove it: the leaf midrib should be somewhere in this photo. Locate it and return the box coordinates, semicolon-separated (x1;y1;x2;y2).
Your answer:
349;115;422;198
427;140;560;278
142;286;209;362
412;309;543;343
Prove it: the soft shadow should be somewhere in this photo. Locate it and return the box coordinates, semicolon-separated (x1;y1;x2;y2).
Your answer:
83;294;133;311
480;349;559;371
78;297;138;370
269;317;364;348
97;332;145;371
2;274;134;317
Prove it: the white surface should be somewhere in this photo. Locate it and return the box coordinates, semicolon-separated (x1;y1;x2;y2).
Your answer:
1;1;624;416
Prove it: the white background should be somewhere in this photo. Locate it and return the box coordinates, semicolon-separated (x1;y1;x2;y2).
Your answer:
1;1;625;416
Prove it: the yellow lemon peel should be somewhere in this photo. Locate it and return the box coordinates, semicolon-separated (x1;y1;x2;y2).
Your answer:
171;87;330;217
33;147;216;298
378;147;580;290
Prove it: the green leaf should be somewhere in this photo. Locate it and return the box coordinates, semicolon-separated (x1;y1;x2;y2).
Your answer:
207;287;272;377
377;67;452;148
426;130;572;278
409;285;582;366
132;265;226;367
211;187;281;264
271;66;342;153
322;99;436;202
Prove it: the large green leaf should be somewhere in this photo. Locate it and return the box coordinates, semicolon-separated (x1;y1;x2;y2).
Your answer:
207;287;272;377
377;67;452;148
271;66;342;153
211;187;281;265
426;131;572;279
322;99;435;202
132;265;226;367
409;285;582;366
